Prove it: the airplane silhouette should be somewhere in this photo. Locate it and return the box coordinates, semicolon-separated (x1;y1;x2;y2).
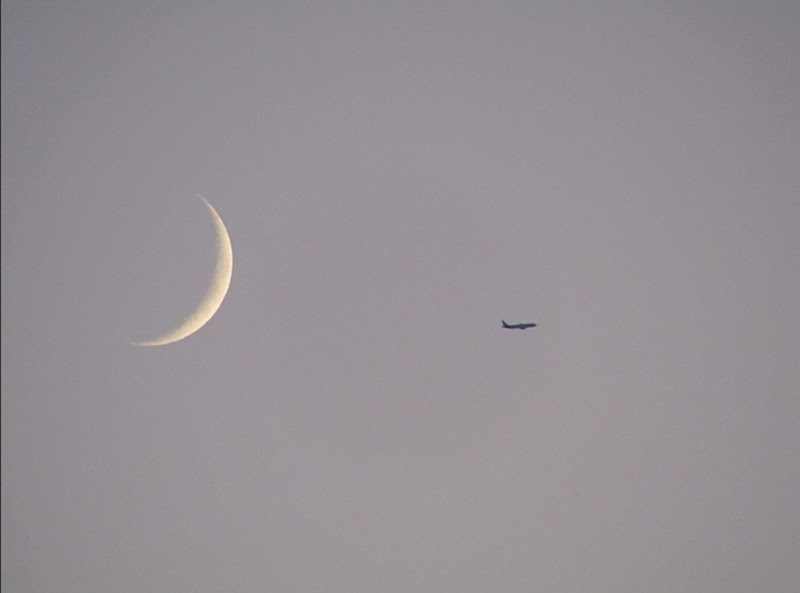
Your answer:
502;320;537;330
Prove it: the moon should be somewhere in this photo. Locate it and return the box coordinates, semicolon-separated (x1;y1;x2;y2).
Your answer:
132;195;233;346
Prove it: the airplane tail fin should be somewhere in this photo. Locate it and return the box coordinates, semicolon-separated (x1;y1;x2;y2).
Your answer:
502;320;509;328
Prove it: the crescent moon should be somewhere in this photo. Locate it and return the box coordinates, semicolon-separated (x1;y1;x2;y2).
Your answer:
132;195;233;346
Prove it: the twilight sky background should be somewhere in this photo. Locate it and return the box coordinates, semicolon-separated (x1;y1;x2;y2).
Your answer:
2;2;799;591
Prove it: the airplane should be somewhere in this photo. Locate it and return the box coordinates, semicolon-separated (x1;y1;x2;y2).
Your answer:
502;320;537;330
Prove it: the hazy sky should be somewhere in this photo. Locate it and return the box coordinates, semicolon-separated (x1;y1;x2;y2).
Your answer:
2;2;798;591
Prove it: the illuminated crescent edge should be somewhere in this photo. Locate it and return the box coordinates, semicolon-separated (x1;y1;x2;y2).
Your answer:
132;195;233;346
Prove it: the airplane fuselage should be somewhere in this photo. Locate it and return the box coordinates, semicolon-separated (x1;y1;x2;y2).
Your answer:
502;320;536;330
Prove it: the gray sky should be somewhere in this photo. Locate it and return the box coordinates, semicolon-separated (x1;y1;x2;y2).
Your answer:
2;2;799;591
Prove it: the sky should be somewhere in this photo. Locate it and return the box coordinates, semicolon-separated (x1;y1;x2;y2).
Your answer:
2;2;799;591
